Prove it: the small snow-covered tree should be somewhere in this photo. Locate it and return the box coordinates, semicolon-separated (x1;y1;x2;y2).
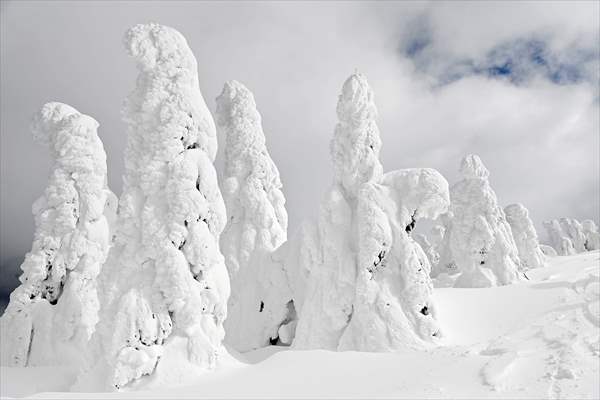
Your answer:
0;102;116;367
338;168;449;350
79;24;229;390
559;218;587;253
439;155;522;287
539;244;558;257
581;220;600;251
504;203;546;270
543;219;576;256
216;80;292;352
292;72;383;350
414;233;438;268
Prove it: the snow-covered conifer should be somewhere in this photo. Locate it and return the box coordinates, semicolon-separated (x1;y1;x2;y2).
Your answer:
539;244;558;257
0;103;116;367
504;203;546;270
543;219;576;256
581;220;600;251
559;218;587;253
414;233;440;268
292;73;383;350
216;80;292;352
439;155;522;287
79;24;229;390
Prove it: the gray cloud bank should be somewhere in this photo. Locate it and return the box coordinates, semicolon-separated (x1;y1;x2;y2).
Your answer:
1;1;598;297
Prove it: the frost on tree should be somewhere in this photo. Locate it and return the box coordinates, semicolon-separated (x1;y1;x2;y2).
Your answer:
216;80;293;352
413;234;438;268
559;218;588;253
539;244;558;257
79;24;229;390
439;155;522;288
543;219;575;256
292;73;383;350
414;225;445;272
504;203;546;270
581;220;600;251
338;168;449;351
0;103;116;367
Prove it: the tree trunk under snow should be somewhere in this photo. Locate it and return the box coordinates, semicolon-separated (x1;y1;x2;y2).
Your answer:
439;155;522;288
77;24;229;390
216;80;293;352
0;102;116;367
504;203;547;270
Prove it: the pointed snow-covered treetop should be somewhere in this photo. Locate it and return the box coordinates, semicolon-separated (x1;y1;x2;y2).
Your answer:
79;23;228;390
504;203;546;270
291;73;383;350
439;154;522;288
543;219;575;256
0;102;116;367
216;80;292;352
581;220;600;251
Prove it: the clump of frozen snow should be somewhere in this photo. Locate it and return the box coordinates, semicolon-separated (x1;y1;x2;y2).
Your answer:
0;102;116;367
438;155;522;287
543;219;576;256
77;23;229;390
581;220;600;251
216;80;293;352
504;203;546;270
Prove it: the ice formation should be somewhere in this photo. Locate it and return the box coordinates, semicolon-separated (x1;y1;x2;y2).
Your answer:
504;203;546;270
438;155;522;287
543;219;576;256
290;73;447;351
78;24;229;390
0;103;116;367
581;220;600;251
216;80;293;352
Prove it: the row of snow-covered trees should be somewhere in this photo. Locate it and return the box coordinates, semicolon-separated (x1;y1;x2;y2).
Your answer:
1;23;598;391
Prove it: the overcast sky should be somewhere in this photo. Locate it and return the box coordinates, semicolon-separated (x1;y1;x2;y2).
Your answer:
1;1;598;296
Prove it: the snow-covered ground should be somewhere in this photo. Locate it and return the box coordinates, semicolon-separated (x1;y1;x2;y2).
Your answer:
2;251;598;399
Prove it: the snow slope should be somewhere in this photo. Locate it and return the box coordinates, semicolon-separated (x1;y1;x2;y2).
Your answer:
2;251;598;399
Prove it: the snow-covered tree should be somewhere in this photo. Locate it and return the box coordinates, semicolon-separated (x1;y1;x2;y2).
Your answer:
438;155;522;287
539;244;558;257
78;24;229;390
338;168;449;350
504;203;546;270
559;218;587;253
543;219;576;256
292;73;383;350
581;220;600;251
0;102;116;367
414;233;438;268
216;80;293;352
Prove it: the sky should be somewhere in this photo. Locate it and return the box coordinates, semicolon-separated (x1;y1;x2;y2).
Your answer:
0;1;599;296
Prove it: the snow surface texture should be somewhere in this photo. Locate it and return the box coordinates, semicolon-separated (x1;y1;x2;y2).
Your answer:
0;102;116;367
504;203;547;270
75;24;229;390
290;73;448;351
438;155;522;288
544;219;576;256
4;251;598;399
216;80;293;352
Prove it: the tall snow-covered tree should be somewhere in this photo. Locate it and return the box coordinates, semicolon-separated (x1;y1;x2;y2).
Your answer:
0;102;116;367
291;72;383;350
504;203;546;270
78;24;229;390
559;218;587;253
216;80;292;352
581;220;600;251
338;168;449;350
543;219;576;256
438;155;522;287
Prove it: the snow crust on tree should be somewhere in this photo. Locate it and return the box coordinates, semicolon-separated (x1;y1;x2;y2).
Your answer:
581;220;600;251
215;80;292;352
438;155;522;288
77;24;229;390
338;168;449;351
543;219;576;256
539;244;558;257
504;203;546;270
0;102;116;367
559;218;588;253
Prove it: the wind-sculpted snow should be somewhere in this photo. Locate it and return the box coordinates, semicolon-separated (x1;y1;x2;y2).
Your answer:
438;155;522;288
581;220;600;251
504;203;546;270
544;219;576;256
216;81;293;352
0;103;116;367
339;168;449;350
291;74;447;351
77;24;229;390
